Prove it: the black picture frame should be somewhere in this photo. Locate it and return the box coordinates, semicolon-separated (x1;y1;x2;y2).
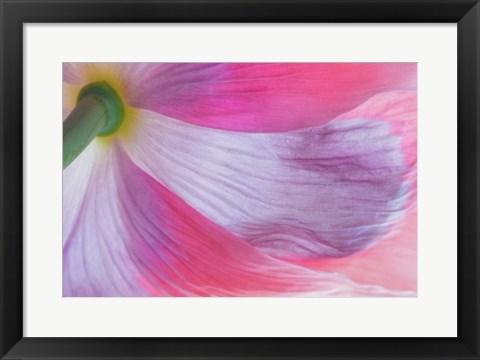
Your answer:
1;1;478;359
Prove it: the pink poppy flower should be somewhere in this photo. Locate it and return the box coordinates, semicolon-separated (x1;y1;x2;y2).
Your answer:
63;63;417;297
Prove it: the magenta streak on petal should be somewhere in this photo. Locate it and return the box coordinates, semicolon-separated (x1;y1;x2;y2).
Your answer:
123;63;416;132
123;95;415;261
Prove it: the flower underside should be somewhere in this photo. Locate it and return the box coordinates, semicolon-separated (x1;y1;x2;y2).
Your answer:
62;63;418;297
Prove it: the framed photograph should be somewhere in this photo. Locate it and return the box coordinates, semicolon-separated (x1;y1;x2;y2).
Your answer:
1;0;478;359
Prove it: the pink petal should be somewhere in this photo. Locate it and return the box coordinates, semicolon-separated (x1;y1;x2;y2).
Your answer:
296;207;417;292
127;63;416;131
122;96;415;264
63;143;410;296
64;63;416;132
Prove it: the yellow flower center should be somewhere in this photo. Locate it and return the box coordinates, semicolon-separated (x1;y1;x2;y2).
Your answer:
64;65;138;144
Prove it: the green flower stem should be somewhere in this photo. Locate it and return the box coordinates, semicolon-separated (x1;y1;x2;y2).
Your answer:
63;82;124;169
63;96;108;169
